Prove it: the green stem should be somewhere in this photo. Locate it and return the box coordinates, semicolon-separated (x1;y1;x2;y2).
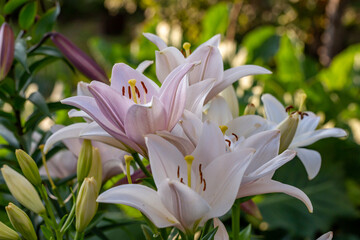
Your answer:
131;153;152;178
232;200;241;240
60;203;76;234
74;231;83;240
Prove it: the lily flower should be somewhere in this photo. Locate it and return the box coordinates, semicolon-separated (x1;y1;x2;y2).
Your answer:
0;23;15;81
144;33;271;105
261;94;347;179
97;121;255;238
62;62;196;156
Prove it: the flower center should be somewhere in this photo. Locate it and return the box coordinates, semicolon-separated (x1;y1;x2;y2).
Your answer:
184;155;194;188
128;79;139;104
182;42;191;57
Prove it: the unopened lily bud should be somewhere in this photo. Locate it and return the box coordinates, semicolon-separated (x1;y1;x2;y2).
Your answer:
276;112;299;153
0;221;20;240
244;103;256;115
87;148;102;193
51;32;109;84
5;203;37;240
240;199;262;220
77;140;93;183
15;150;41;187
0;23;15;81
1;165;45;214
76;177;98;233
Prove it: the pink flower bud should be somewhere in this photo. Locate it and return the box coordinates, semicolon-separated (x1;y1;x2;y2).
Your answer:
240;199;263;220
51;32;109;84
0;23;14;81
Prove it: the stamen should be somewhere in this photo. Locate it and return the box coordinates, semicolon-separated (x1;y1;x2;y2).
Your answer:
225;139;231;147
180;178;184;184
124;155;134;184
128;86;131;99
128;79;138;103
122;86;125;96
285;105;294;113
232;133;239;141
177;166;180;178
199;164;203;182
219;125;228;135
183;42;191;57
135;86;140;98
184;155;194;187
202;179;207;191
141;81;148;94
299;93;307;112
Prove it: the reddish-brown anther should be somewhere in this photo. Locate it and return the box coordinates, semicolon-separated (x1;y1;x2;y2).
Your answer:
51;32;109;84
0;23;15;81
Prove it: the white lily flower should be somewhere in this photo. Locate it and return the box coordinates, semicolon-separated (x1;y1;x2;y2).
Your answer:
261;94;347;179
98;121;255;237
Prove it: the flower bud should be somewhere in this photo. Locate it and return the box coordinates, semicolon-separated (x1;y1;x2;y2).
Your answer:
76;177;98;233
15;150;42;187
1;165;45;214
77;140;93;183
0;23;14;81
244;103;256;115
276;112;299;153
240;199;262;220
5;203;37;240
87;148;102;193
0;221;20;240
50;32;109;84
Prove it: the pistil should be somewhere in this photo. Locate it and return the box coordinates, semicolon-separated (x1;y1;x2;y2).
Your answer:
184;155;194;187
128;79;138;103
219;125;228;135
183;42;191;57
124;155;134;184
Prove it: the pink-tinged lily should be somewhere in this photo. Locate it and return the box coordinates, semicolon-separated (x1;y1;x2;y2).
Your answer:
0;23;15;81
62;62;196;157
144;33;271;105
261;94;347;180
51;32;109;84
97;121;255;238
317;231;333;240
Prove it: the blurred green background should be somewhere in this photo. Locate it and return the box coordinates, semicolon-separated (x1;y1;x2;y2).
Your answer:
1;0;360;239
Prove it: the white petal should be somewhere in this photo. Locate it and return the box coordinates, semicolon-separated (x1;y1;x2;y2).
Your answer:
295;147;321;180
43;123;88;153
180;110;203;146
219;85;239;118
143;33;168;50
76;81;92;97
155;47;185;83
203;149;254;219
295;112;319;136
237;179;313;213
206;65;271;103
261;93;287;124
197;34;221;48
226;115;271;139
204;96;233;126
68;109;93;122
317;231;333;240
136;60;154;73
291;128;347;148
145;134;188;186
158;179;210;231
97;184;179;228
156;130;195;155
39;150;77;179
213;218;229;240
192;122;226;169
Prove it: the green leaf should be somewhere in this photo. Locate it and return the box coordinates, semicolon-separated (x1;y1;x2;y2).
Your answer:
0;15;4;25
200;227;218;240
239;224;251;240
275;34;304;86
141;224;156;240
14;38;29;72
0;124;19;148
40;225;53;240
28;91;51;118
18;1;37;30
199;2;229;44
32;3;60;43
4;0;28;14
29;46;63;58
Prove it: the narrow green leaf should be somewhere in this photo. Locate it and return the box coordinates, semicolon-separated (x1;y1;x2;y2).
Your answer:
14;38;29;72
32;3;60;43
40;224;53;240
0;124;19;148
4;0;28;14
28;91;51;118
19;1;37;30
201;227;218;240
29;46;63;58
239;224;251;240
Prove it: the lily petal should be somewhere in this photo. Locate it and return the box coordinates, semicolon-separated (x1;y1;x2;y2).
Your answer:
291;128;347;148
295;147;321;180
97;184;179;228
317;231;333;240
205;96;233;126
206;65;271;103
155;47;185;83
226;115;271;138
180;110;204;146
213;218;229;240
219;85;239;118
295;112;319;136
203;149;254;219
261;93;287;124
156;130;195;155
158;179;211;231
237;179;313;213
143;33;168;50
68;109;93;122
197;34;221;48
136;60;153;73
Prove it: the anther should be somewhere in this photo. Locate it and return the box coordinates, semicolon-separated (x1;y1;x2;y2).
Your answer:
124;155;134;184
128;79;138;103
202;179;207;191
128;86;131;99
219;125;228;135
232;133;239;141
140;81;148;94
183;42;191;57
225;139;231;147
180;178;184;184
122;86;125;96
199;164;203;182
184;155;194;188
177;166;180;178
285;105;294;113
